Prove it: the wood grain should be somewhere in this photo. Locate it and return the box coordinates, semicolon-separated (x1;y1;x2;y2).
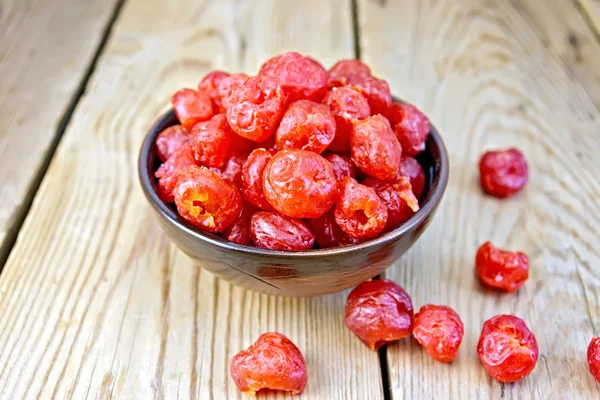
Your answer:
0;0;122;262
358;0;600;398
0;0;384;398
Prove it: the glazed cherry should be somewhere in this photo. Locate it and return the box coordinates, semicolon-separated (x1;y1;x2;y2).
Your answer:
171;88;213;130
325;153;356;181
413;305;464;363
322;87;371;152
587;337;600;383
226;75;286;143
475;242;529;292
230;332;307;395
263;149;337;219
259;52;327;103
363;176;420;231
241;148;276;210
479;148;528;198
399;157;426;199
209;151;248;187
173;166;242;233
327;59;371;87
345;279;414;350
275;100;335;154
335;177;388;240
477;315;538;383
217;73;250;111
198;70;230;112
221;201;256;246
386;103;430;157
155;145;197;203
306;209;357;249
190;113;232;168
351;115;402;181
250;211;315;251
155;125;191;162
349;74;392;116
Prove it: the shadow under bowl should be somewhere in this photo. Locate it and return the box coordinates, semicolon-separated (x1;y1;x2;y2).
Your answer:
139;99;449;296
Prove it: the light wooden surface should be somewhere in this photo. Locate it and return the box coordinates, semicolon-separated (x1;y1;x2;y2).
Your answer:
0;0;122;262
359;0;600;398
0;0;599;399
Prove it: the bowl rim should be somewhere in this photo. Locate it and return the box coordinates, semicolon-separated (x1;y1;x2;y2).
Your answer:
138;99;449;259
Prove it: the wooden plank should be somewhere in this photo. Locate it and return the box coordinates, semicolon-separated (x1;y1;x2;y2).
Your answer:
0;0;384;398
0;0;123;262
358;0;600;398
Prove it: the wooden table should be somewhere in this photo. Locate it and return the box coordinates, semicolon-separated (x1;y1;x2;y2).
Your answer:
1;0;599;398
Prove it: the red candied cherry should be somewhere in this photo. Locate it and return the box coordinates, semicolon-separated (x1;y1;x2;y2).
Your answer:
345;279;413;350
475;241;529;292
322;87;371;152
217;73;250;111
363;176;420;231
413;305;464;363
155;125;191;162
275;100;335;154
479;148;528;198
209;151;248;187
335;177;388;240
221;201;256;246
190;113;232;168
386;103;431;157
171;88;213;130
351;114;402;181
173;166;242;233
155;145;197;203
477;315;538;383
259;52;327;103
198;70;230;112
241;148;276;210
306;210;357;249
399;157;426;199
325;153;356;181
588;337;600;383
348;74;392;116
327;59;371;88
250;211;315;251
230;332;308;395
226;75;286;143
263;149;337;219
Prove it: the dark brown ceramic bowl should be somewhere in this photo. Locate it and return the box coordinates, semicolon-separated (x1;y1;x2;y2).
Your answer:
139;99;448;296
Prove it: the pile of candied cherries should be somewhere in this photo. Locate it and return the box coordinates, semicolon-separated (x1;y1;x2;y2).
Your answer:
154;53;600;395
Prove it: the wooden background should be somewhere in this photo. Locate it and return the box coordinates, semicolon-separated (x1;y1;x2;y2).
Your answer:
0;0;599;398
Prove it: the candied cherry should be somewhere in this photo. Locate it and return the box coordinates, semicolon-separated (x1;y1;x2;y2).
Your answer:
250;211;315;251
155;145;197;203
351;114;402;181
190;113;232;168
413;305;464;363
322;87;371;152
477;315;538;383
363;176;419;231
386;103;430;157
306;209;357;249
327;59;371;88
226;75;286;143
263;149;337;219
475;241;529;292
479;148;528;198
198;70;230;112
348;74;392;116
217;73;250;111
259;52;327;103
345;279;413;350
171;88;213;130
209;151;248;187
230;332;307;395
275;100;335;154
173;166;242;233
155;125;191;162
241;148;276;210
399;157;426;199
588;337;600;383
325;153;356;181
221;201;256;246
335;177;388;240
